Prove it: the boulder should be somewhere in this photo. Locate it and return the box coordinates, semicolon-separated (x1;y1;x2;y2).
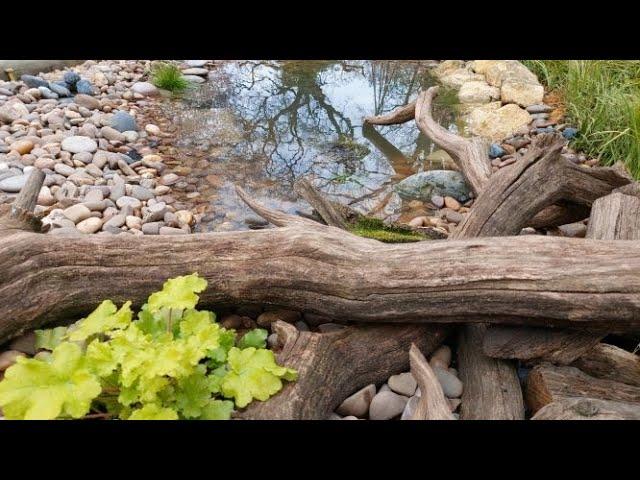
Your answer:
394;170;472;202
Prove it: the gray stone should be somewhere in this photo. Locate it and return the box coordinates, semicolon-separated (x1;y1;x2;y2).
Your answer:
131;82;159;96
369;391;409;420
431;194;444;208
142;202;167;222
76;79;95;95
400;395;420;420
388;372;417;397
21;75;48;88
116;196;142;209
48;82;71;97
110;111;138;133
38;86;59;99
104;214;126;229
63;70;81;87
131;185;155;201
433;366;464;398
526;104;553;114
185;60;207;67
181;67;209;76
109;182;126;201
336;384;376;417
394;170;472;202
101;126;125;142
61;136;98;154
54;163;75;176
0;100;29;124
141;221;163;235
0;174;28;192
183;75;206;84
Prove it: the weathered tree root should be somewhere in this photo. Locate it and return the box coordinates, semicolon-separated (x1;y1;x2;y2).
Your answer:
409;343;455;420
236;322;449;420
532;397;640;420
363;100;416;126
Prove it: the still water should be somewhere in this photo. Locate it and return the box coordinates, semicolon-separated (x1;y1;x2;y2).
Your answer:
159;60;462;231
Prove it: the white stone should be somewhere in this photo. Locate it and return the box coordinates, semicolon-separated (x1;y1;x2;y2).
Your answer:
501;81;545;107
131;82;159;96
458;81;500;104
61;136;98;154
468;103;532;142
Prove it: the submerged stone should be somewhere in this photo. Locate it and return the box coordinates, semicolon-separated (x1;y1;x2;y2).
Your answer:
393;170;472;203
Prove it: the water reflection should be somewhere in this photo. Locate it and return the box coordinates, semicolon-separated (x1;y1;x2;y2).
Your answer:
161;60;460;230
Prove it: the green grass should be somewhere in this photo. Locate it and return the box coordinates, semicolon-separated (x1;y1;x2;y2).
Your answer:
348;217;425;243
150;62;190;93
522;60;640;177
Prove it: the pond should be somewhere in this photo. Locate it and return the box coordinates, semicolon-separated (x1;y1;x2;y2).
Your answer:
157;60;463;232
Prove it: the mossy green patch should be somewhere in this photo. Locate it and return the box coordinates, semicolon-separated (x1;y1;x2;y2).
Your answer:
348;217;425;243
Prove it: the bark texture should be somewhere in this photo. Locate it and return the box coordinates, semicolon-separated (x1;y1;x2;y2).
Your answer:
532;397;640;420
237;321;449;419
525;364;640;414
409;343;455;420
571;343;640;387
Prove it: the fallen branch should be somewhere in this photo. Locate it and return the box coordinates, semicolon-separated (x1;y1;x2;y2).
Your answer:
3;180;640;342
408;343;455;420
237;321;449;419
532;397;640;420
525;364;640;414
571;343;640;387
482;326;603;365
293;178;348;229
363;101;416;126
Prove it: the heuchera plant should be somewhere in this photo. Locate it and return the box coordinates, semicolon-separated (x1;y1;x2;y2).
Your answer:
0;273;297;420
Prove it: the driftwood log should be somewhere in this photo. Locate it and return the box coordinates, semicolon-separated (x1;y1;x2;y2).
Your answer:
571;343;640;388
3;180;640;342
532;397;640;420
482;184;640;364
408;343;455;420
525;364;640;414
482;327;604;365
364;100;417;126
237;322;449;419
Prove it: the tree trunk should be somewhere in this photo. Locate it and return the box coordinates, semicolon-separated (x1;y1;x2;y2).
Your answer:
237;321;449;419
525;364;640;414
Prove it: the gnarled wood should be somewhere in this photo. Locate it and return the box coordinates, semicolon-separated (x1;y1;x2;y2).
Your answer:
572;343;640;387
457;324;524;420
237;321;449;419
293;178;348;229
452;133;632;239
482;326;603;365
532;397;640;420
4;216;640;342
415;87;491;195
363;100;416;126
409;343;455;420
525;364;640;414
482;186;639;365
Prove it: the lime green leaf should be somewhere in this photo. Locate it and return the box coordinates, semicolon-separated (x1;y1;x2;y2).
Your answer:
206;328;236;368
146;274;207;313
174;365;213;418
199;399;234;420
85;340;118;377
35;326;68;351
0;342;101;420
67;300;133;342
128;403;178;420
221;347;298;408
237;328;268;349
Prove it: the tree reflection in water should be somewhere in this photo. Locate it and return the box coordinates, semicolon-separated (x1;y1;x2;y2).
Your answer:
169;60;459;228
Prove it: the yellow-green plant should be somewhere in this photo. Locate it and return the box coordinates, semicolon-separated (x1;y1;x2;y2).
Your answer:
0;274;296;420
